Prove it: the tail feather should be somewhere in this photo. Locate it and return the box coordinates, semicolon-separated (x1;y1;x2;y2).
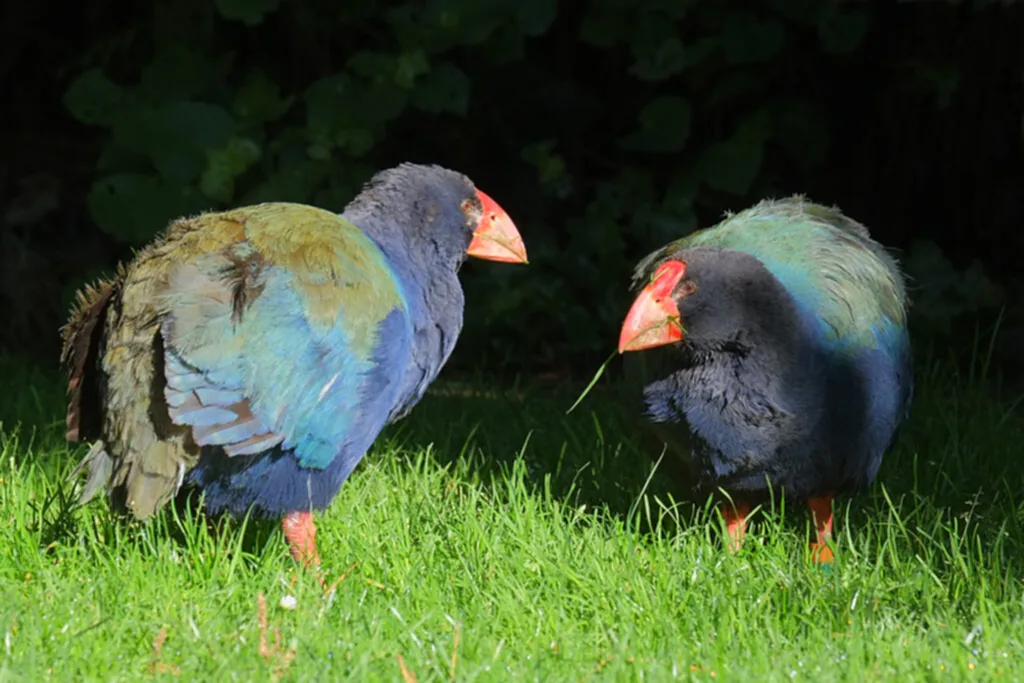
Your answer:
60;270;123;443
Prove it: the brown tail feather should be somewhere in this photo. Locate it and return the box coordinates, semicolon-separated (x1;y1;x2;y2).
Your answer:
60;268;124;442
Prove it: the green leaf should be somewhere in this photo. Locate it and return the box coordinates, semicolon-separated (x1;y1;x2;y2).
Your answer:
214;0;281;26
721;12;786;64
311;71;407;132
521;140;569;188
628;15;712;82
360;81;409;124
772;100;830;169
139;47;212;103
88;174;209;245
109;108;161;163
233;72;295;122
630;37;687;82
334;129;376;157
412;62;470;116
161;102;235;149
240;161;327;205
478;26;526;66
649;209;697;245
700;118;767;195
818;7;869;56
199;137;261;203
395;50;430;89
618;96;692;154
108;103;234;183
348;52;395;82
662;165;701;215
306;136;334;161
453;8;503;45
95;139;147;172
63;69;127;127
313;162;375;212
305;75;352;138
143;102;236;182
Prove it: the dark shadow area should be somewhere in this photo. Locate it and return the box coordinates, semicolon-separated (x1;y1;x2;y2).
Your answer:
1;0;1022;386
376;356;1024;578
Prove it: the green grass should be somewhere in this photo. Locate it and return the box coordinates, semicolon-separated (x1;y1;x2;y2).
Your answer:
2;353;1024;681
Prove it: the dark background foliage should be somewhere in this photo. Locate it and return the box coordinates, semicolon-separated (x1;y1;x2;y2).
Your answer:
2;0;1022;384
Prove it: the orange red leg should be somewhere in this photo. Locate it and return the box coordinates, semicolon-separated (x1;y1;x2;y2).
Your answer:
807;495;834;564
720;500;751;553
281;510;321;569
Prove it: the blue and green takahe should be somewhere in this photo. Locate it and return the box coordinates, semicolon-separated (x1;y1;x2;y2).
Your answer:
61;162;527;571
617;196;912;562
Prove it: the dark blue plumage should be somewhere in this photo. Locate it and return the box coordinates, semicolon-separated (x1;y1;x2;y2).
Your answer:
618;197;912;560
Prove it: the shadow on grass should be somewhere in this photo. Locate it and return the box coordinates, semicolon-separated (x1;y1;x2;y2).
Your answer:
378;352;1024;584
6;347;1024;588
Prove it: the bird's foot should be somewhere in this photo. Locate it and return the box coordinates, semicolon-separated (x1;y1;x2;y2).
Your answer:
809;542;834;564
807;495;835;565
281;511;322;574
720;500;750;553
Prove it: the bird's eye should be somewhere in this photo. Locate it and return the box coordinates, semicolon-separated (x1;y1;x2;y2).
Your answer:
460;199;473;213
679;280;697;296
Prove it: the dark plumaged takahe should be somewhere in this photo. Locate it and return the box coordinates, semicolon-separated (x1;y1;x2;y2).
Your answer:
617;197;912;562
61;162;527;572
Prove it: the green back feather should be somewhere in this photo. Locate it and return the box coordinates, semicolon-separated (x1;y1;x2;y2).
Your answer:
634;196;909;352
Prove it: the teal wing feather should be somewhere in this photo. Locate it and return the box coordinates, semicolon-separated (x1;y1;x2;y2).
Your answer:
156;203;412;471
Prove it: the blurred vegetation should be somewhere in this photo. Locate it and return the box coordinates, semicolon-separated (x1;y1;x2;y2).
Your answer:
2;0;1022;382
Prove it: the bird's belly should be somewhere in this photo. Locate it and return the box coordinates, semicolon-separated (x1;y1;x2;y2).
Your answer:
683;351;906;497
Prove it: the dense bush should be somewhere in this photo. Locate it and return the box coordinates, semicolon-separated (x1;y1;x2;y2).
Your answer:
42;0;1018;377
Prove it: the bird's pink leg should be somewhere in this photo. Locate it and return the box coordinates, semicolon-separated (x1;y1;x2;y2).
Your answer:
721;500;750;553
807;494;835;564
281;511;321;569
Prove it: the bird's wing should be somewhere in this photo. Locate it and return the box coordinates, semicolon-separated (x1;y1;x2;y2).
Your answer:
156;203;414;470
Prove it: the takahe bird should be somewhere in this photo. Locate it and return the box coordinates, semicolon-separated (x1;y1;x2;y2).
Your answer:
61;162;527;569
617;197;911;562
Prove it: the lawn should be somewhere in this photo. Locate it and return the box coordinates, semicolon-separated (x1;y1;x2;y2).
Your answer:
1;351;1023;681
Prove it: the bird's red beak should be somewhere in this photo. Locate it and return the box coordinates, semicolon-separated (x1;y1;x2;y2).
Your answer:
618;260;687;353
467;189;528;264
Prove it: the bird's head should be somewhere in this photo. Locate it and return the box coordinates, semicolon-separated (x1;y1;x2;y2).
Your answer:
346;162;528;267
618;259;694;353
619;246;795;355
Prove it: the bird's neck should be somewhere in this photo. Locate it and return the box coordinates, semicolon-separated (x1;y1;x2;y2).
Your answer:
348;212;467;422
